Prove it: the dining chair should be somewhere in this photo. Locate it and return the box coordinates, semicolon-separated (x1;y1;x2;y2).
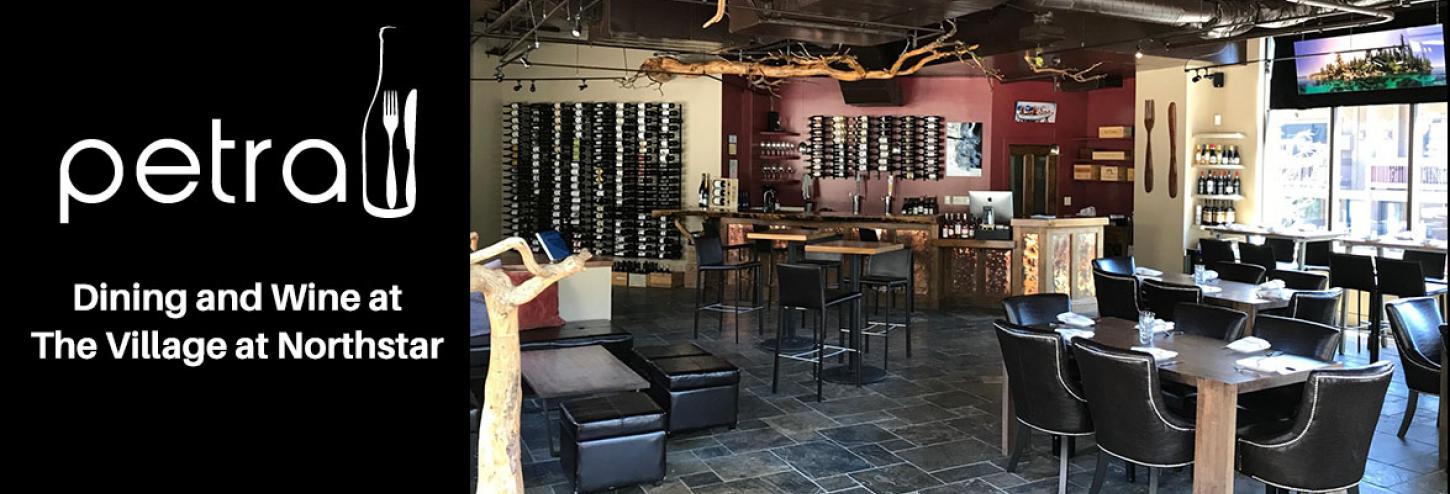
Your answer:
1270;269;1329;290
858;248;914;364
1071;338;1195;494
693;235;763;343
1239;315;1344;420
1172;303;1248;341
1285;289;1343;327
1002;293;1071;327
1238;242;1279;274
1140;279;1202;321
1384;296;1444;438
1265;237;1298;266
1091;256;1136;276
995;321;1094;494
1402;250;1447;283
1214;261;1267;284
772;263;860;401
1237;362;1395;494
1199;238;1236;268
1092;269;1140;321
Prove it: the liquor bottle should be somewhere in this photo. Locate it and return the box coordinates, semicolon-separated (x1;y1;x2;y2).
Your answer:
1232;172;1242;196
1230;146;1241;165
697;173;710;208
1226;202;1237;224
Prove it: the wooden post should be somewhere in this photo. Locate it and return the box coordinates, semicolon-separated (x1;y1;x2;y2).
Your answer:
471;237;591;494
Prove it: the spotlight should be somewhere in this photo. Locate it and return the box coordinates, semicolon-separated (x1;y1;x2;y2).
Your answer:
529;81;537;93
1192;69;1202;83
570;16;582;38
513;81;523;92
1134;43;1144;59
578;79;588;91
520;56;531;68
532;38;540;49
495;72;505;82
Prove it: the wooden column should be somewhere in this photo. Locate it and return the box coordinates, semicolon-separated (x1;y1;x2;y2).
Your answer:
1193;379;1239;493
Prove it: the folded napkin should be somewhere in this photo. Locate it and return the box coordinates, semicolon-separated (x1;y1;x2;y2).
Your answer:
1200;285;1223;294
1257;280;1289;299
1235;355;1321;375
1056;312;1095;327
1259;280;1286;290
1201;270;1219;281
1131;346;1178;361
1134;267;1164;277
1055;328;1095;340
1226;336;1271;353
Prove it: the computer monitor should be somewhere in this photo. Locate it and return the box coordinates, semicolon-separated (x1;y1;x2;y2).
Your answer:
535;230;572;262
969;191;1014;226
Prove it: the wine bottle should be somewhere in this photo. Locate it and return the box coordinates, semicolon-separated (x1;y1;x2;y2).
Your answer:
1232;172;1242;195
697;173;709;208
1194;202;1203;225
1226;202;1237;224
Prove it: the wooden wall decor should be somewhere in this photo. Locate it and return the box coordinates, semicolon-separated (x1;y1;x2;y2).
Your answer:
471;237;592;494
1143;99;1155;194
1168;102;1179;199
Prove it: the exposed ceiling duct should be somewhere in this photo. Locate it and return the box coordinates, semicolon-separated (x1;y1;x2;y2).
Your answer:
1015;0;1396;39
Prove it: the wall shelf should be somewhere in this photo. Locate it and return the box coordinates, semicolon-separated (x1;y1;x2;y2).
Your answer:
756;155;800;160
1195;194;1244;200
1194;164;1244;170
757;130;800;136
1194;132;1246;140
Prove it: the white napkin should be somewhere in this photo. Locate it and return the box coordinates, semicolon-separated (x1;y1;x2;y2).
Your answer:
1226;336;1272;353
1201;270;1219;281
1236;356;1321;375
1257;280;1289;299
1055;328;1095;340
1057;312;1095;327
1259;280;1286;290
1200;285;1223;294
1131;346;1178;361
1134;267;1164;277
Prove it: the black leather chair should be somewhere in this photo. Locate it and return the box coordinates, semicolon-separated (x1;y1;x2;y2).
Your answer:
559;392;667;492
1378;256;1449;302
1140;279;1202;322
773;263;860;401
1384;297;1444;438
1091;256;1136;276
1093;269;1140;321
1215;261;1267;284
1403;250;1448;283
1173;303;1248;341
995;321;1093;494
859;248;914;363
1270;269;1329;290
1237;362;1394;494
857;227;879;242
1003;293;1072;327
1238;242;1279;274
1253;314;1342;361
693;235;763;343
800;234;844;287
1302;240;1333;270
1285;289;1343;327
1199;238;1236;268
1329;253;1377;353
1071;338;1195;494
1265;237;1298;266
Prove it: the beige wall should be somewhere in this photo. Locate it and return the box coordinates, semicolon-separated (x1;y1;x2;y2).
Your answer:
1133;62;1192;272
470;45;503;244
1185;39;1267;245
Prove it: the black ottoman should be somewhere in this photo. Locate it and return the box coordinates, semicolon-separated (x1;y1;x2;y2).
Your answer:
559;392;666;493
636;344;740;433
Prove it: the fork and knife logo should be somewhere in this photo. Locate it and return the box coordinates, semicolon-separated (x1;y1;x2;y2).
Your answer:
362;26;417;219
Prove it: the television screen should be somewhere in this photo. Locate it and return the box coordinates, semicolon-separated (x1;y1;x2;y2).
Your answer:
1293;24;1445;95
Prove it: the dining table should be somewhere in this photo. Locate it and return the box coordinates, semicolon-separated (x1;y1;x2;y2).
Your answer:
747;228;838;352
1138;270;1295;328
1002;317;1339;493
1201;225;1346;269
804;240;902;385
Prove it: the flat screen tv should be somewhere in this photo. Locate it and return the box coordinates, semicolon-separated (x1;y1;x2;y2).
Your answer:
1293;24;1445;95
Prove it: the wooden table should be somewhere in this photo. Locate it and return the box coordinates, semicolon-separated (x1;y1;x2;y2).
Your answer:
1002;317;1337;493
1201;226;1345;269
1139;271;1293;328
747;228;837;352
805;240;903;385
521;346;650;455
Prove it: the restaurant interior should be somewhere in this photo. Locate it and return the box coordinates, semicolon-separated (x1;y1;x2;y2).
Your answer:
468;1;1448;493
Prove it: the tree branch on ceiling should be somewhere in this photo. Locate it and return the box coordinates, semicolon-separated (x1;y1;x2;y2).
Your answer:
703;0;726;28
1022;50;1106;83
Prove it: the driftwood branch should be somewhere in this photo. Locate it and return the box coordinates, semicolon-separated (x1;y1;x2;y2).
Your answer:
1022;51;1106;82
472;237;592;494
703;0;726;28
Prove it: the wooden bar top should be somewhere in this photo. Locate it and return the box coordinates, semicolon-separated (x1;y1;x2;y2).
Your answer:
746;229;835;242
653;208;937;225
1010;217;1110;228
805;240;904;256
932;238;1014;249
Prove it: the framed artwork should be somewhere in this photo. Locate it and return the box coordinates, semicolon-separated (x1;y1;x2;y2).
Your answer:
946;122;983;177
1014;101;1057;123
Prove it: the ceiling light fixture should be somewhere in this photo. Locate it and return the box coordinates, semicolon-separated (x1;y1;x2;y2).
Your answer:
513;81;523;91
578;79;588;91
571;15;582;38
1134;43;1144;60
520;56;531;68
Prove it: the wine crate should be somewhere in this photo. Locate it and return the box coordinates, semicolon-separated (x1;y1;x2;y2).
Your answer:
611;272;630;286
1097;126;1132;138
628;273;649;288
1073;164;1099;181
647;272;685;288
1090;150;1128;161
707;178;739;212
1099;166;1123;182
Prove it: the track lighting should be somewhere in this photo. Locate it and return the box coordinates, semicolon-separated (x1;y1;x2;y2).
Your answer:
570;15;582;38
529;81;537;93
1134;43;1143;60
520;56;531;68
513;81;523;92
1192;69;1202;83
578;79;588;91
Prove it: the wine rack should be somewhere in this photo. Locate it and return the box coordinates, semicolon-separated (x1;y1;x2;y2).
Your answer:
502;102;684;260
804;114;944;181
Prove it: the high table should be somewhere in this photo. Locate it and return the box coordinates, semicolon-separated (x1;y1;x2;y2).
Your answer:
1003;317;1338;493
746;228;836;352
1338;237;1449;256
520;345;649;456
1201;226;1345;269
805;240;902;385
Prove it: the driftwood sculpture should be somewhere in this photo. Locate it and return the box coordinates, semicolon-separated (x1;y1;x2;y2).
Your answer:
472;237;592;494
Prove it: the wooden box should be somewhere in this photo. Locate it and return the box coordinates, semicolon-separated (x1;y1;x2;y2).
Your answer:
1091;150;1128;161
707;178;739;212
611;272;630;286
1073;164;1099;181
1098;126;1133;138
627;273;649;287
648;272;685;288
1099;166;1123;182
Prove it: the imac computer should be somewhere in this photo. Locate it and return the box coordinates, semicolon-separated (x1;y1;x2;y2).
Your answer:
968;191;1014;226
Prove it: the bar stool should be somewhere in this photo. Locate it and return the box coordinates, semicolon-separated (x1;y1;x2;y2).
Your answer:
1403;250;1448;283
801;234;844;287
1264;237;1297;268
692;236;763;343
1328;253;1376;355
1237;242;1278;274
858;248;914;367
772;263;861;402
1199;238;1236;267
1377;257;1449;315
1302;240;1333;271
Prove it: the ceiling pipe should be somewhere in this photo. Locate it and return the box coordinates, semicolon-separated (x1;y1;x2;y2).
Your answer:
1016;0;1398;39
1283;0;1394;21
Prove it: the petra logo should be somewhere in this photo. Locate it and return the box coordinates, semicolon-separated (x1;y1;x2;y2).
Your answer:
58;26;415;223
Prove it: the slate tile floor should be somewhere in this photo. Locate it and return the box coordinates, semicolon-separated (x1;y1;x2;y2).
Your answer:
518;286;1446;494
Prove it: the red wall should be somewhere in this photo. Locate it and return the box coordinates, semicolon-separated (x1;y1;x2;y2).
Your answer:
727;75;1136;216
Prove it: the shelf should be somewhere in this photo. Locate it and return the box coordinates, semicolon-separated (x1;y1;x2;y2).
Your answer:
759;179;801;185
1195;194;1244;200
757;131;800;136
1194;132;1247;140
1073;136;1132;141
1194;164;1244;170
755;155;801;160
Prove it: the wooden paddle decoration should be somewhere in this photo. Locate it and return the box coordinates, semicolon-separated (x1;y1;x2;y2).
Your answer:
472;237;592;494
1143;99;1155;194
1168;102;1179;199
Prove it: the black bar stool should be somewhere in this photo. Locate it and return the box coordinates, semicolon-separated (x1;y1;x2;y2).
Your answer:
1199;238;1236;267
772;263;861;402
1328;253;1377;357
858;248;914;367
1403;250;1448;283
692;236;763;343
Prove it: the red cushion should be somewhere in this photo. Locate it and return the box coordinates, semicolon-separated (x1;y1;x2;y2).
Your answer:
505;270;566;330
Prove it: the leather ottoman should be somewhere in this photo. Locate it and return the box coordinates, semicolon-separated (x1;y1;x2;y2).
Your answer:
635;344;740;433
559;392;666;493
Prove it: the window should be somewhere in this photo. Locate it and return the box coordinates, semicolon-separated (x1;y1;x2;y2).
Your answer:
1263;102;1446;240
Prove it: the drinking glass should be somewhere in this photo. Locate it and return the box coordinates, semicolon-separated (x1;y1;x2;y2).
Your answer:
1193;264;1206;284
1138;310;1156;346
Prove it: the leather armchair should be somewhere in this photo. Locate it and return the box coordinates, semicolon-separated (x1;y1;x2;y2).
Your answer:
1091;256;1136;276
1002;294;1071;327
1237;362;1394;494
995;321;1092;494
1093;269;1140;321
1253;315;1340;361
1384;296;1444;438
1140;279;1202;321
1071;338;1195;494
1237;243;1278;274
1286;289;1342;327
1215;261;1267;284
1173;302;1248;341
